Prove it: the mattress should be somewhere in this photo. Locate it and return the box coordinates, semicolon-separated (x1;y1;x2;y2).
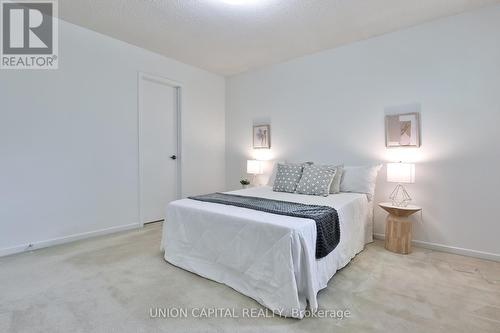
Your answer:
161;186;373;318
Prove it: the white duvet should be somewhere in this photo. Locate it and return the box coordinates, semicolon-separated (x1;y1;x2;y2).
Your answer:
161;186;372;318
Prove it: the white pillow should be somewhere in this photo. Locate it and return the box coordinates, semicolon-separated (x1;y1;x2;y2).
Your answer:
340;164;382;200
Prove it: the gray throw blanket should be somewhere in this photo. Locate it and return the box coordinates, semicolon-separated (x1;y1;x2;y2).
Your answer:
188;193;340;259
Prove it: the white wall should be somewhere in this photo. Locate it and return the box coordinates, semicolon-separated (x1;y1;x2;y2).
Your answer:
226;5;500;259
0;20;225;256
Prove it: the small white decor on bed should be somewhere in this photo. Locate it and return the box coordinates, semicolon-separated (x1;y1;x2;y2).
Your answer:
329;164;344;194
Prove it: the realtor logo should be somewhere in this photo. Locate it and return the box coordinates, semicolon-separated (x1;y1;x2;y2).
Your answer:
1;0;58;69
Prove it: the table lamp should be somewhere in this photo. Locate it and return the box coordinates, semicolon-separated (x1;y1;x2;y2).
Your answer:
386;162;415;207
247;160;264;185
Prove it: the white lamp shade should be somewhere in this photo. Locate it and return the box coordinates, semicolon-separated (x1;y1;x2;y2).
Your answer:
387;163;415;183
247;160;264;175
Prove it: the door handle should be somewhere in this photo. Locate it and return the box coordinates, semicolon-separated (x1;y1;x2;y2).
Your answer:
170;155;177;160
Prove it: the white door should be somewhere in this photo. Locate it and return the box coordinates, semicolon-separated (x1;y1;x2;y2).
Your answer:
139;75;179;225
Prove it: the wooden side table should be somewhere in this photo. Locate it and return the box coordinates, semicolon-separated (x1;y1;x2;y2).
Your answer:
379;202;422;254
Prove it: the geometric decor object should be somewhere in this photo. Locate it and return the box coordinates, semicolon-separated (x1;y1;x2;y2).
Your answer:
389;184;412;207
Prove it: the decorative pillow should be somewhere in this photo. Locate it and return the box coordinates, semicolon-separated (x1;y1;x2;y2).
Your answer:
267;161;284;186
268;161;313;187
272;163;304;193
340;165;382;200
296;164;337;196
329;164;344;194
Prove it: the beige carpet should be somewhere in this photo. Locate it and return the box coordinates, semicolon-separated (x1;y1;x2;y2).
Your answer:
1;222;499;333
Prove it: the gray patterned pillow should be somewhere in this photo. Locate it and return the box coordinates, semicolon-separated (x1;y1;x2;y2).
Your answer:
296;164;337;196
272;163;304;193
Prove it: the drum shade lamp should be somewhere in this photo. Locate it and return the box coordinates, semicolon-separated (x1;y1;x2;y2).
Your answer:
387;162;415;207
247;160;264;184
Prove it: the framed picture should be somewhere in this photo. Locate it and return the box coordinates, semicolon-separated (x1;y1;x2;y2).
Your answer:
253;125;271;149
385;112;421;148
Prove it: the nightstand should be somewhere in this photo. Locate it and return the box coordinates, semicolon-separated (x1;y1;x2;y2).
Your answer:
379;202;422;254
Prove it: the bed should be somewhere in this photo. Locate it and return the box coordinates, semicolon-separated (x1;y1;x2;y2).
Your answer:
160;185;373;318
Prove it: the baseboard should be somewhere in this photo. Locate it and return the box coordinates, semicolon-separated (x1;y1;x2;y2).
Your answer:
373;233;500;262
0;223;142;258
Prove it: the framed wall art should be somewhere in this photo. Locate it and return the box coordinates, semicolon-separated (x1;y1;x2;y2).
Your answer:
385;112;421;148
253;124;271;149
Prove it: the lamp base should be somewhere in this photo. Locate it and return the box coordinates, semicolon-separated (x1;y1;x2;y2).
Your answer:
389;184;412;207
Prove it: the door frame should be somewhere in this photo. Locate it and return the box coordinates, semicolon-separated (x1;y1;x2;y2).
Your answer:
137;72;182;227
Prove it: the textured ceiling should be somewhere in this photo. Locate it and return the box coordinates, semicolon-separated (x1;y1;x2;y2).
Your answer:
59;0;500;76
